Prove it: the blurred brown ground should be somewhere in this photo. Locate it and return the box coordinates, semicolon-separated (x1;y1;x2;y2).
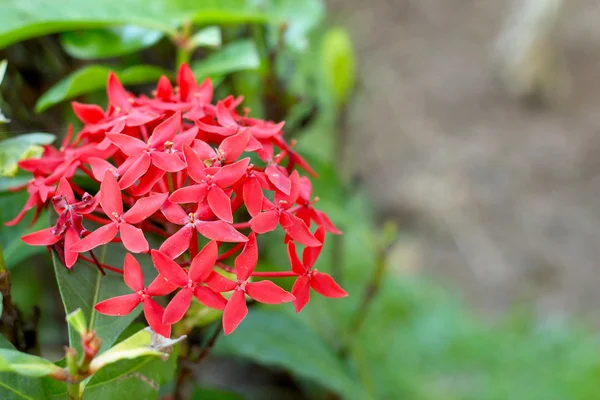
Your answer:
328;0;600;321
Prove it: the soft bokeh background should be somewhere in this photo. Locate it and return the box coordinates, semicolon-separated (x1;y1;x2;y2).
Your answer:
2;0;600;399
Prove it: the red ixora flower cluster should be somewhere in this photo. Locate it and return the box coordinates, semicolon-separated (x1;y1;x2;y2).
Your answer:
9;64;346;337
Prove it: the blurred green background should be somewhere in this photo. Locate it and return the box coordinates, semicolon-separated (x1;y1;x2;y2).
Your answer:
1;0;600;399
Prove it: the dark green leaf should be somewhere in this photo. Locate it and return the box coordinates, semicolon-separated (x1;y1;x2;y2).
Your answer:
0;191;48;268
0;335;47;400
61;26;164;60
36;65;170;112
215;308;370;400
191;40;260;80
52;248;143;354
192;387;243;400
0;1;270;50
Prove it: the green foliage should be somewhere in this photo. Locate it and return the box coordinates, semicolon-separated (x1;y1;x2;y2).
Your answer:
0;133;55;177
191;40;261;80
192;387;243;400
321;27;356;107
52;249;143;353
35;65;171;112
215;308;370;400
66;309;88;336
0;335;47;400
189;26;222;49
0;349;62;378
0;0;270;49
61;26;164;60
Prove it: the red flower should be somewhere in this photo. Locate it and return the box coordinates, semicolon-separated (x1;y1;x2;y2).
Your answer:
170;145;249;223
106;111;186;189
70;171;167;253
295;176;342;235
287;227;347;312
21;178;97;268
159;200;247;259
94;254;175;337
151;244;226;325
207;233;294;335
250;171;321;247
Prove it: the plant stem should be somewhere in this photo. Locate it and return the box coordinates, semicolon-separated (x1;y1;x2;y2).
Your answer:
65;347;79;400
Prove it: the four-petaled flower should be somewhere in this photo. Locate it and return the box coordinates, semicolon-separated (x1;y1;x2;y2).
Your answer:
287;226;348;312
207;233;295;335
151;243;227;325
94;253;175;337
70;171;167;253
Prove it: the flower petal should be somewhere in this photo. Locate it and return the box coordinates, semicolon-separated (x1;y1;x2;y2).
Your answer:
169;184;208;204
265;165;290;195
72;102;104;124
249;210;279;234
21;227;61;246
216;101;237;127
287;241;306;275
131;165;165;196
123;253;144;292
106;133;146;157
107;72;131;109
143;298;171;338
70;222;118;253
149;111;181;146
182;144;207;183
222;290;248;335
100;171;124;219
243;178;263;217
220;129;251;163
63;227;80;269
119;223;149;253
207;187;233;223
56;177;75;204
310;272;348;298
151;151;186;172
124;192;168;224
196;221;247;243
163;287;193;325
246;281;294;304
160;199;188;225
146;275;178;297
194;285;227;310
117;153;151;189
155;75;173;101
177;63;197;101
189;240;218;283
89;157;118;182
213;157;250;188
206;272;237;292
235;233;257;281
151;250;188;287
94;293;140;316
291;275;311;312
280;213;321;247
158;226;193;259
302;226;326;269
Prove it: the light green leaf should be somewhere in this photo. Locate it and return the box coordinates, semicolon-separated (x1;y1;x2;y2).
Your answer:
321;27;356;106
0;133;55;177
191;40;260;80
0;349;62;378
52;249;142;354
0;335;47;400
0;60;8;124
0;1;270;50
89;328;168;373
190;26;222;49
0;191;49;268
215;308;371;400
36;65;171;112
66;309;87;337
81;346;179;399
61;26;164;60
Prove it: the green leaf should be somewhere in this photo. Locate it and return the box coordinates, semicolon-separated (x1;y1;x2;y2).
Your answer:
192;387;243;400
215;308;370;400
66;309;87;337
191;40;260;80
321;27;356;107
89;328;167;373
61;26;164;60
52;249;143;354
0;133;55;177
0;60;9;124
81;346;179;399
36;65;171;113
190;26;222;49
0;335;47;400
0;191;48;268
263;0;325;50
0;349;62;378
0;1;271;50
